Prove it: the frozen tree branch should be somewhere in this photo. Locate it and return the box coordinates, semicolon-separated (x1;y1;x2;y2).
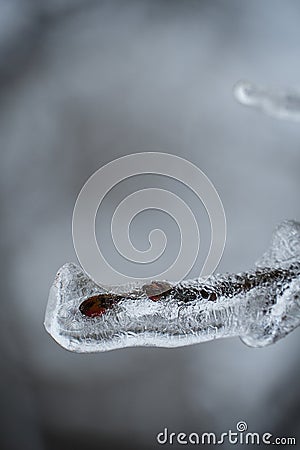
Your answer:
45;221;300;352
234;80;300;121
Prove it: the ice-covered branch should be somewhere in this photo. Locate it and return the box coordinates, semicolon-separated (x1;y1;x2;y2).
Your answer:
45;221;300;352
234;81;300;121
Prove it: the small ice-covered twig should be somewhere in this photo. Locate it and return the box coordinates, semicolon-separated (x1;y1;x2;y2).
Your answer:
44;221;300;352
233;80;300;121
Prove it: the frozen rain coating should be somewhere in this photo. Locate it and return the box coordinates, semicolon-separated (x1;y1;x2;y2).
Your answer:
233;81;300;121
44;221;300;352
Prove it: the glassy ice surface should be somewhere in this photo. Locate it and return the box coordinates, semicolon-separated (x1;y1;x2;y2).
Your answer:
234;80;300;121
44;221;300;352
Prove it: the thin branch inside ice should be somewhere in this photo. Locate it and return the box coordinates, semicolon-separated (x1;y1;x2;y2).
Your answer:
234;81;300;121
44;221;300;353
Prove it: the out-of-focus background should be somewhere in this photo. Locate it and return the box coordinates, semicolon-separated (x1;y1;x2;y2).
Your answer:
1;1;300;449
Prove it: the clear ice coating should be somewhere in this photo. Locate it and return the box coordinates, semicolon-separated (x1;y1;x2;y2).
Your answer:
44;221;300;352
233;80;300;121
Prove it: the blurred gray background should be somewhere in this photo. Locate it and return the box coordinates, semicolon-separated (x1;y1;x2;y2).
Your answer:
1;0;300;449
